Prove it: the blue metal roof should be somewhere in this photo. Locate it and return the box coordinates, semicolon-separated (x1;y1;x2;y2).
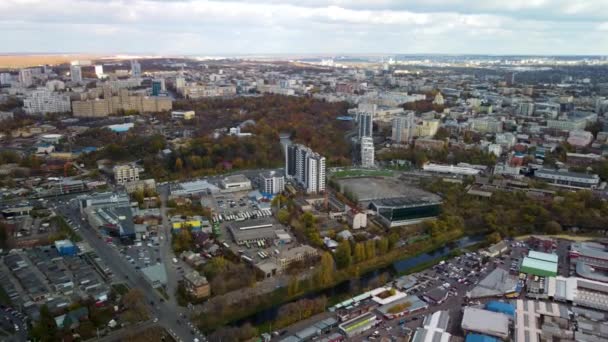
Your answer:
466;334;500;342
485;301;515;316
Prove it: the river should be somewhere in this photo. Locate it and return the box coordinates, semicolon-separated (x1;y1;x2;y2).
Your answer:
233;234;484;328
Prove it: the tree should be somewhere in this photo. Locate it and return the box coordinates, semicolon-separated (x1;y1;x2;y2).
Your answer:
364;240;376;260
354;243;366;263
175;157;184;171
315;252;334;286
122;289;149;323
544;221;562;234
335;240;352;269
287;276;300;297
31;305;58;342
376;238;389;256
277;209;290;225
172;228;193;253
487;232;502;244
434;127;450;140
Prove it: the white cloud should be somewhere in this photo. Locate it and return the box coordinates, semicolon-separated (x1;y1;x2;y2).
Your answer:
0;0;605;54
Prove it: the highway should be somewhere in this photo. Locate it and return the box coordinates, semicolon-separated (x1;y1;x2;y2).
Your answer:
53;200;203;342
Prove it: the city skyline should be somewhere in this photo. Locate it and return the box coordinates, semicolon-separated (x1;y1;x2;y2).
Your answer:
1;0;607;55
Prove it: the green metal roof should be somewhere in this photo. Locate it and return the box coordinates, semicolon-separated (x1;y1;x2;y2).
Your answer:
521;257;558;274
528;250;558;263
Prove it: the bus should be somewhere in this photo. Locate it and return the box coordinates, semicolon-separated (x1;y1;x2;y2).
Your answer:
241;255;253;263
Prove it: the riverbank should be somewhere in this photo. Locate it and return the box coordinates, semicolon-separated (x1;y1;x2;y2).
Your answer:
514;234;597;242
196;231;481;333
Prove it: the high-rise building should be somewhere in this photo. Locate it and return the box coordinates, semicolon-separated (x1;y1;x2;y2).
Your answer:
260;171;285;194
152;80;162;96
360;137;375;168
0;73;11;85
285;144;326;194
95;65;104;78
175;77;186;90
19;68;33;87
70;64;82;83
130;60;141;78
505;72;516;86
23;89;71;114
392;112;415;144
358;112;373;139
285;144;298;178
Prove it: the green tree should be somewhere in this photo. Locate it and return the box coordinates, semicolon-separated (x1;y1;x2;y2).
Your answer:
175;157;184;171
287;276;300;297
487;232;502;244
315;252;334;286
122;289;149;323
544;221;562;234
354;243;366;263
376;238;389;256
277;209;290;225
335;240;352;269
364;240;376;260
31;305;58;342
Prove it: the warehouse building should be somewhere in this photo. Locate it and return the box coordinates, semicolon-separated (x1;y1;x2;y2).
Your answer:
369;197;442;227
227;218;276;245
534;169;600;189
520;251;558;277
376;295;428;319
514;299;571;342
461;308;510;340
570;242;608;269
338;312;377;338
412;311;451;342
220;174;252;192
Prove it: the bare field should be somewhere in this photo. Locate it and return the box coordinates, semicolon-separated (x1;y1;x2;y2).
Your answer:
0;54;101;68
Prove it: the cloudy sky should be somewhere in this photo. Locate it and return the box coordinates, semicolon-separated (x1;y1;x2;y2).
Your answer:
1;0;607;55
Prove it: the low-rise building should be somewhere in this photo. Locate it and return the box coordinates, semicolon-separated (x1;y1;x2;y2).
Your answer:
220;174;252;192
534;169;600;189
183;271;210;299
113;164;141;185
461;307;510;340
278;245;318;271
171;110;195;120
338;312;377;338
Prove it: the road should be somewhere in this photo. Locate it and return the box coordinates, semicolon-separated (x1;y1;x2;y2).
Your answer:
158;185;180;305
54;201;202;342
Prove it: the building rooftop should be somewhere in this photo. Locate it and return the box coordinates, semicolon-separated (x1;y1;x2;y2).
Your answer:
376;295;427;315
141;263;167;288
528;250;558;263
571;242;608;261
521;257;558;274
222;174;250;184
536;169;599;180
462;308;510;339
183;271;208;286
412;327;451;342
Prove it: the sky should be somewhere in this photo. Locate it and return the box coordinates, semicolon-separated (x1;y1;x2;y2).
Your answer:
1;0;607;56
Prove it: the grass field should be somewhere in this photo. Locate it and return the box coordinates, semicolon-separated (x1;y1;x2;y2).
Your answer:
332;168;394;178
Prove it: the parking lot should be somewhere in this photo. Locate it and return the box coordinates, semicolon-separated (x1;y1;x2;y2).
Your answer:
0;305;27;342
121;241;163;271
